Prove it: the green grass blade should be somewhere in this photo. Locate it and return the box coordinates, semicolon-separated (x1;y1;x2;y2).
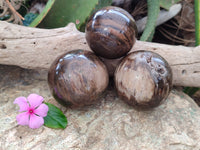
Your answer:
140;0;160;41
184;0;200;96
195;0;200;46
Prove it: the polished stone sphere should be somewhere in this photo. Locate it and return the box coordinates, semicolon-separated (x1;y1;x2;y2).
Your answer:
48;50;109;107
115;50;173;108
85;6;137;59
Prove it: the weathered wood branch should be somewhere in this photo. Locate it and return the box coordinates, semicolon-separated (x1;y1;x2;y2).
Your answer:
0;21;200;87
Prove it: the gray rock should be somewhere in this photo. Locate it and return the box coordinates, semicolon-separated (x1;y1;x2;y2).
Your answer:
0;65;200;150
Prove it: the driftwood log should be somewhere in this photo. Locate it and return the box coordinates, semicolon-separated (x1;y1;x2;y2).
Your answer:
0;21;200;87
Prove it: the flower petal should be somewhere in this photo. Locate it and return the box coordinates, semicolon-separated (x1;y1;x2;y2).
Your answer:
29;114;44;129
34;103;49;117
16;112;29;126
14;97;29;112
27;94;44;109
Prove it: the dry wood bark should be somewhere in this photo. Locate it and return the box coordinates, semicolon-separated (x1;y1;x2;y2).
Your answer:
0;21;200;87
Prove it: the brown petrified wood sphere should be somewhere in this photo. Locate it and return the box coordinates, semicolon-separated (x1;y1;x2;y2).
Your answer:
114;50;173;108
85;6;137;59
48;50;109;107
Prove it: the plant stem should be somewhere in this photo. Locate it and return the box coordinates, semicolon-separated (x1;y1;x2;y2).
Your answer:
184;0;200;97
195;0;200;46
140;0;160;41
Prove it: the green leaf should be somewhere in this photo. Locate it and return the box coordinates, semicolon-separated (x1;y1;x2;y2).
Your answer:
36;0;99;30
140;0;160;41
44;102;68;129
79;0;113;31
160;0;182;10
29;0;55;27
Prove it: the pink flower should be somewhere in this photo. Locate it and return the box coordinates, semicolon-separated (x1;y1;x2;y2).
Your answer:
14;94;48;129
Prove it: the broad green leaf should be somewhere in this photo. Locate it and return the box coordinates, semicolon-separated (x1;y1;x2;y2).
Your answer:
36;0;99;29
44;102;68;129
29;0;55;27
160;0;182;10
140;0;160;41
79;0;113;31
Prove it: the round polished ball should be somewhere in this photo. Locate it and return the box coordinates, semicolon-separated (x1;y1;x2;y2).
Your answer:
114;50;173;108
85;6;137;59
48;50;109;107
